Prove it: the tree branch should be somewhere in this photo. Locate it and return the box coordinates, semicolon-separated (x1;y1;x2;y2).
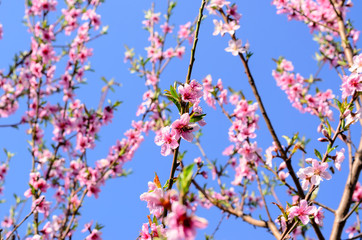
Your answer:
192;179;281;239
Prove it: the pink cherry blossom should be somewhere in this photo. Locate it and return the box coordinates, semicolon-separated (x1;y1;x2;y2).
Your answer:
161;22;173;33
154;126;179;156
171;113;199;142
32;197;50;218
346;223;358;238
178;80;203;104
0;24;3;39
1;216;13;228
225;39;248;56
140;182;166;218
212;19;224;36
226;4;242;21
232;158;254;185
85;229;102;240
208;0;230;9
222;20;240;36
279;59;294;71
334;148;345;171
352;182;362;202
349;54;362;73
297;159;332;190
0;164;7;181
288;200;316;225
278;171;289;181
165;202;208;240
313;207;324;226
341;73;362;99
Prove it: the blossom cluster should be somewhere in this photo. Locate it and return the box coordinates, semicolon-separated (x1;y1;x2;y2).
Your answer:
202;75;265;197
272;0;359;67
341;54;362;98
155;80;204;156
272;58;334;119
125;7;192;90
277;199;324;230
207;1;249;56
139;178;207;240
0;0;156;239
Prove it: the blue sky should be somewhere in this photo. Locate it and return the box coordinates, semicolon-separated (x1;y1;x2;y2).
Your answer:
0;0;361;239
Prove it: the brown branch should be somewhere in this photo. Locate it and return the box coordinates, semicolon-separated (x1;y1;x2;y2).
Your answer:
330;138;362;239
219;10;307;200
342;199;362;222
347;232;362;240
312;200;336;214
280;220;298;240
59;190;88;240
255;171;273;222
192;179;281;239
328;0;353;66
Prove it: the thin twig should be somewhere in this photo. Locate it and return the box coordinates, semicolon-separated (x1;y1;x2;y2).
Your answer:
342;200;362;222
192;179;282;239
6;197;45;240
255;171;273;222
312;200;336;214
185;0;206;84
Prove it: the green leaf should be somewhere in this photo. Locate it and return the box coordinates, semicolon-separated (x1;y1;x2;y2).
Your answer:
95;222;105;230
190;114;206;123
282;135;291;145
169;84;179;100
314;149;322;160
163;179;170;190
327;145;338;154
164;93;181;112
113;100;122;108
177;164;194;195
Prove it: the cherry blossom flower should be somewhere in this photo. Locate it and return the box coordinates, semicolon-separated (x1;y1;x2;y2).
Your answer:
212;19;224;36
352;182;362;202
341;73;362;99
313;207;324;226
279;59;294;71
161;22;173;33
334;148;345;171
178;80;203;104
140;223;166;240
165;202;208;240
1;216;13;228
278;171;289;181
227;4;242;21
85;229;102;240
297;159;331;190
232;158;254;185
32;197;50;218
223;20;240;36
208;0;230;9
346;223;358;238
288;200;316;225
225;39;248;56
171;113;199;142
154;126;179;156
0;164;7;181
178;22;192;40
140;182;166;218
349;54;362;73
